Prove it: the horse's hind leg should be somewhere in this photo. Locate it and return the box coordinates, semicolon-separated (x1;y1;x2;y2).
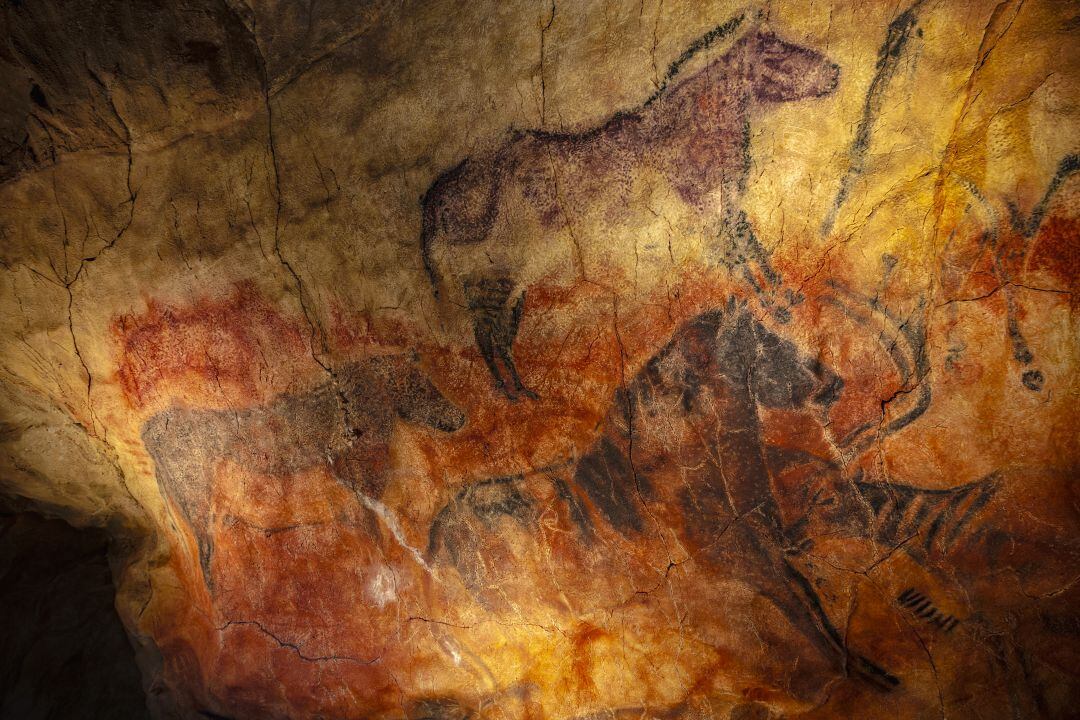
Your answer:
775;554;899;690
737;514;899;691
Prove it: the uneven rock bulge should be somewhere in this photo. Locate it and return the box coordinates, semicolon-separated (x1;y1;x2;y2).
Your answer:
0;0;1077;718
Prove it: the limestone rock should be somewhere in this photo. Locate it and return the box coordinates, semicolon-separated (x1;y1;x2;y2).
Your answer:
0;0;1077;717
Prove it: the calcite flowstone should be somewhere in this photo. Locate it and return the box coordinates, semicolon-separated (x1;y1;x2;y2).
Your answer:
0;0;1077;718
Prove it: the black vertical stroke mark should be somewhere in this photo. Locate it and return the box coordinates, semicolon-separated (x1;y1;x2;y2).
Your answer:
955;170;1078;392
1010;153;1080;238
822;0;925;236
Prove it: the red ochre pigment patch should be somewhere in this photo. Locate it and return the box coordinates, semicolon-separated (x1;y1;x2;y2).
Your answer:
1027;215;1080;294
113;282;309;409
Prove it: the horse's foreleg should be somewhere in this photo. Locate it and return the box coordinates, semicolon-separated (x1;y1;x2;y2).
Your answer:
501;292;538;400
472;312;516;400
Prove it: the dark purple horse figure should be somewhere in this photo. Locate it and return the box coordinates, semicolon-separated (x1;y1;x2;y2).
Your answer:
420;16;840;400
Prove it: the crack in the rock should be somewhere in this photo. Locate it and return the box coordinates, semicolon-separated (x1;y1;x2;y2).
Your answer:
609;293;674;560
539;0;556;126
268;2;390;99
543;147;588;280
903;615;946;719
266;94;326;368
405;615;476;630
79;57;138;277
808;532;917;577
234;3;382;488
231;3;335;383
219;619;381;665
649;0;664;91
928;0;1026;266
936;280;1071;307
26;58;143;465
308;143;340;207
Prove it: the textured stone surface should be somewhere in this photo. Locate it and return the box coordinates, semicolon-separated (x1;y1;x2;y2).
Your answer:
0;509;150;720
0;0;1077;717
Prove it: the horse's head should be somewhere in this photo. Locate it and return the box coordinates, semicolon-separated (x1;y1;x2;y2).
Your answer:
742;27;840;103
388;354;466;432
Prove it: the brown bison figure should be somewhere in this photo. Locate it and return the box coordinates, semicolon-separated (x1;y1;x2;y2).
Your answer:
420;17;840;399
142;354;465;590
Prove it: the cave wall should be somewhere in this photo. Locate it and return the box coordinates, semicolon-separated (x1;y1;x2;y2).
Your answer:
0;0;1077;718
0;509;150;719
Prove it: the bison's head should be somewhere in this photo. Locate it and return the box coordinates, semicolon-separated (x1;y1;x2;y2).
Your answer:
625;303;843;427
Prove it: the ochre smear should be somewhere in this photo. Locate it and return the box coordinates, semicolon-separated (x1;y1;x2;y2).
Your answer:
113;281;308;409
118;215;1074;719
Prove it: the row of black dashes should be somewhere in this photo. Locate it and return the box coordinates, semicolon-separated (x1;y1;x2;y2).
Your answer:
897;588;959;632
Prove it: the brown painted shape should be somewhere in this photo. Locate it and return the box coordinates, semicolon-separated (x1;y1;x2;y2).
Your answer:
142;354;465;590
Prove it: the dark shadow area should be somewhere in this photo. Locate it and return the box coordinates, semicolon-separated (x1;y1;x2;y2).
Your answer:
0;508;150;720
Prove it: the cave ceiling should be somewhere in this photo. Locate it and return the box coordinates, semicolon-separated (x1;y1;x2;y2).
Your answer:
0;0;1078;718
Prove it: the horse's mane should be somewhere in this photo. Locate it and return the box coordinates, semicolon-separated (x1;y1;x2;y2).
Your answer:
512;12;747;144
642;12;746;108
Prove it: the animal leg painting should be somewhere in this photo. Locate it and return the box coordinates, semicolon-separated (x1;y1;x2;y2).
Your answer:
464;278;537;400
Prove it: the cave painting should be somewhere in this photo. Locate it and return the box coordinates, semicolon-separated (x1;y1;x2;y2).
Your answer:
950;154;1080;393
420;17;840;400
142;354;465;589
428;296;1004;700
3;0;1079;713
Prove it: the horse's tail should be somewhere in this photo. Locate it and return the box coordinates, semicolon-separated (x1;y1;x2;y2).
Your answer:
856;472;1001;556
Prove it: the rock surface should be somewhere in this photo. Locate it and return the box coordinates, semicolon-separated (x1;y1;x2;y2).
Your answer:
0;508;150;720
0;0;1077;718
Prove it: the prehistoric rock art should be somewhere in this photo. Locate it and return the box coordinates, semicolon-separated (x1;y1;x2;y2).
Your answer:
431;298;1006;701
143;353;465;589
421;18;839;399
953;154;1080;392
0;0;1077;717
821;0;926;236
